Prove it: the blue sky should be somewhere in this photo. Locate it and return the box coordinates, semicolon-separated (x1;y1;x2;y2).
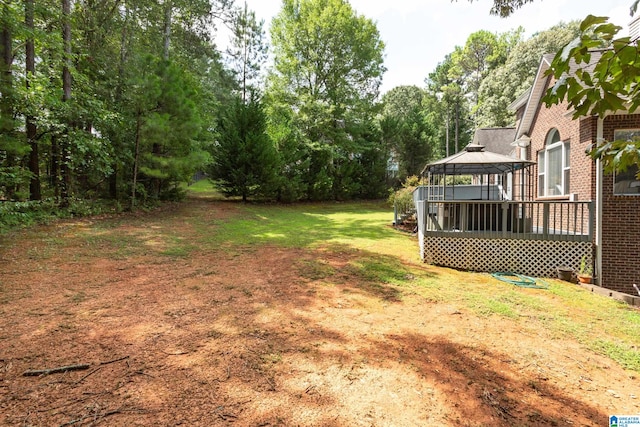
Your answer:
217;0;633;94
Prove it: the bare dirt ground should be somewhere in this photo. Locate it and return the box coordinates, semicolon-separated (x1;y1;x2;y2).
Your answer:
1;198;639;426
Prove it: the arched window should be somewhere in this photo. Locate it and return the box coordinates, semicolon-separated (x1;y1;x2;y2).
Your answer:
538;128;570;197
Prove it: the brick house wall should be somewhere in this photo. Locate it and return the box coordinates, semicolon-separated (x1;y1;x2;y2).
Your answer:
518;78;640;295
526;78;596;202
524;77;595;236
601;114;640;294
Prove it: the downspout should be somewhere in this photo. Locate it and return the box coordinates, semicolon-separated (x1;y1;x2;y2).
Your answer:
595;116;606;286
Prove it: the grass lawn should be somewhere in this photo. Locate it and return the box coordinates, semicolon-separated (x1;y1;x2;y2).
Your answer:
1;180;638;426
178;183;640;373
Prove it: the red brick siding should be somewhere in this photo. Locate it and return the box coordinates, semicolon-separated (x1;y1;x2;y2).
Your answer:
601;114;640;295
526;78;595;234
524;80;640;295
527;81;596;201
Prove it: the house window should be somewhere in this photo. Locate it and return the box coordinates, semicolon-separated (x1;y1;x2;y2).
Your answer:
613;129;640;195
538;128;570;197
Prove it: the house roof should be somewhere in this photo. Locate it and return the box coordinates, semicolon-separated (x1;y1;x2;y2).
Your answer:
422;144;535;176
510;54;554;141
508;87;531;112
471;127;516;156
511;52;604;140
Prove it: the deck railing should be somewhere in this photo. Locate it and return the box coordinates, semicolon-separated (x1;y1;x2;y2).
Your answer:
417;200;593;242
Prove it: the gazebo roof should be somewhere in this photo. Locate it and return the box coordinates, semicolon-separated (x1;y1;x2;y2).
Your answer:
422;144;535;176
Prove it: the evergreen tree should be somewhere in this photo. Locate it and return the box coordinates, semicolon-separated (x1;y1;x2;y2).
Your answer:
226;2;268;102
210;97;279;202
381;86;436;181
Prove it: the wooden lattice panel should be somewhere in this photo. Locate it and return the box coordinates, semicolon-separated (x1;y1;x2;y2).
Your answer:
422;236;592;278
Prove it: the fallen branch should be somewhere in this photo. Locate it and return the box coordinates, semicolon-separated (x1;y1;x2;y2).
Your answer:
23;364;90;377
74;367;101;384
133;369;156;378
99;355;129;366
59;408;121;427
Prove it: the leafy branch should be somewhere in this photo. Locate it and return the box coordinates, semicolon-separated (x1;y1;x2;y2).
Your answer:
543;14;640;178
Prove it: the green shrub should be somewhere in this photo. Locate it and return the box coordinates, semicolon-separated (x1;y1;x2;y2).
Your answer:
387;176;419;217
0;198;121;234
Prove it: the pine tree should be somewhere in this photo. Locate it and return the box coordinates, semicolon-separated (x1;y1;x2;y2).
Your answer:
209;97;279;202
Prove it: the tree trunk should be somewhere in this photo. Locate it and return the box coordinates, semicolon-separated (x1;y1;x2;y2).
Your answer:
26;0;41;200
445;110;449;158
60;0;72;206
147;1;172;199
163;0;172;61
109;3;131;200
0;5;12;116
241;2;248;103
51;135;59;197
131;110;142;210
1;2;16;199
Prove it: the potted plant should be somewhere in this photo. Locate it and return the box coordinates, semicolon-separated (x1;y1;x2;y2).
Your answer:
577;255;593;284
556;266;574;282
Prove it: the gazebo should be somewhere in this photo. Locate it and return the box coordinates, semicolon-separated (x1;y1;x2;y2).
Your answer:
413;144;592;278
419;143;534;204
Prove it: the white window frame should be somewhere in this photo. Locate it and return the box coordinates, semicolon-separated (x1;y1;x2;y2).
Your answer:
538;129;570;197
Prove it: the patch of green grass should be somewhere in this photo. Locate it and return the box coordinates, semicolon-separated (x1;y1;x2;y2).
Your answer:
590;339;640;371
160;246;190;257
160;236;194;258
186;179;214;192
194;201;417;260
348;258;411;285
297;259;336;280
464;287;555;319
470;296;519;318
184;179;223;199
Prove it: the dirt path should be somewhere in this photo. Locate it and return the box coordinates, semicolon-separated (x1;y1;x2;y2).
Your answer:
0;198;638;426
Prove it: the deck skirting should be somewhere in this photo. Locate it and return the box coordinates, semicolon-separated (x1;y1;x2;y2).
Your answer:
421;234;592;279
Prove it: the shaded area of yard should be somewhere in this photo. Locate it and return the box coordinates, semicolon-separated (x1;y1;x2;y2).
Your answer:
0;195;639;426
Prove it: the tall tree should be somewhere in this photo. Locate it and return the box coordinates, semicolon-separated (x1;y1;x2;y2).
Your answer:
25;0;40;200
0;1;28;200
426;54;472;155
267;0;386;200
59;0;73;206
475;21;580;127
381;85;435;180
226;2;268;102
209;97;278;201
450;29;521;112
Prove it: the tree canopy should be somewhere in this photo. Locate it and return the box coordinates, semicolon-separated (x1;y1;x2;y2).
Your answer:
475;21;580;127
543;14;640;177
465;0;640;176
0;0;234;206
381;86;435;180
266;0;387;200
4;0;637;221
